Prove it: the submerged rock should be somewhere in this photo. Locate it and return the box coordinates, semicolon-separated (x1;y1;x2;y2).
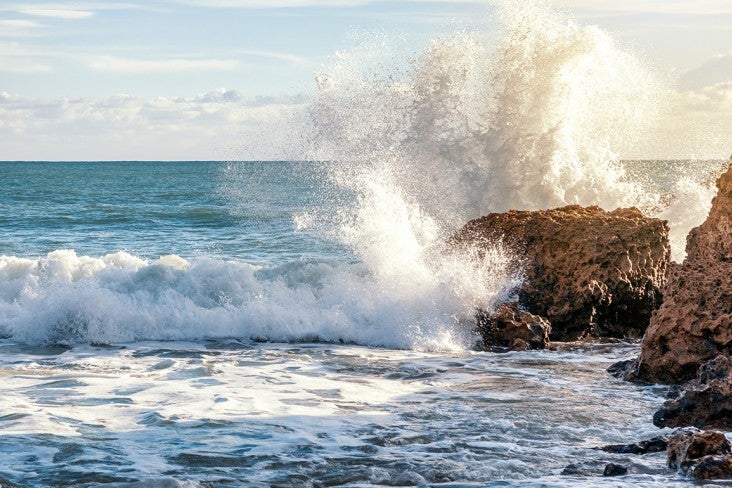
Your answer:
635;160;732;384
653;355;732;430
453;205;670;340
476;302;551;350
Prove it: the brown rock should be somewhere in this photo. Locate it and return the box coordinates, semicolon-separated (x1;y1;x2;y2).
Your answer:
667;428;731;471
453;205;670;340
476;302;551;350
653;355;732;429
636;160;732;383
692;455;732;479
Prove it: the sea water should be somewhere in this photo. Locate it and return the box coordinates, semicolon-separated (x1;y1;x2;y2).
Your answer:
0;2;729;487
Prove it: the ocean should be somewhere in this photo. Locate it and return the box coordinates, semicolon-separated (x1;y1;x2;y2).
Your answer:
0;3;729;487
0;159;725;487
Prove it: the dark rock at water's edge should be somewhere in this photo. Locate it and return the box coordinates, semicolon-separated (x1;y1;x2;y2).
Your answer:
453;205;670;341
601;436;668;455
603;463;628;476
653;355;732;430
666;428;732;479
476;302;551;350
634;159;732;384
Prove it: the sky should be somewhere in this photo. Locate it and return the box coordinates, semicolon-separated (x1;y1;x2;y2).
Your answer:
0;0;730;161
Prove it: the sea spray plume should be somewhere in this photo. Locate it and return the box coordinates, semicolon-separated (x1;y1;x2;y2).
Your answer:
300;3;673;347
481;3;664;212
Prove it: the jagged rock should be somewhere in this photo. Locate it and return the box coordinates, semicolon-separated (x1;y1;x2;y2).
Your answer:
603;463;628;476
653;355;732;429
667;428;732;479
476;302;551;350
453;205;670;340
601;436;668;455
667;428;731;471
635;160;732;383
692;455;732;479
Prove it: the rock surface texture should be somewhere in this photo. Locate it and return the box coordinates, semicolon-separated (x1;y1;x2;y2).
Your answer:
453;205;670;340
667;428;732;479
476;302;551;350
654;355;732;430
636;161;732;383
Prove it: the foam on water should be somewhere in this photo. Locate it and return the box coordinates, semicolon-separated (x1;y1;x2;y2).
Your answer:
0;341;690;487
0;2;724;350
0;248;516;350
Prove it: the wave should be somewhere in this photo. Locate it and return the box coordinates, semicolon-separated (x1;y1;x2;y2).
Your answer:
0;249;517;348
2;3;723;348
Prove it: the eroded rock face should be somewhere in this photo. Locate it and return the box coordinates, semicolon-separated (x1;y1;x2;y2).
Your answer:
476;302;551;350
653;355;732;430
636;161;732;383
667;428;732;479
454;205;670;340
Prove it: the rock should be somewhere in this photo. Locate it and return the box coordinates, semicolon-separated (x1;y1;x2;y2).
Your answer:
607;358;641;381
653;355;732;429
601;436;668;455
560;464;585;476
603;463;628;476
453;205;670;340
476;302;551;350
635;160;732;383
666;428;730;471
691;455;732;479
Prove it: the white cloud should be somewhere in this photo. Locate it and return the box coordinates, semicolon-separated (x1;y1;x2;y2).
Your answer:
89;56;239;73
551;0;732;15
680;53;732;90
236;49;311;65
0;61;53;73
631;82;732;159
0;90;308;160
168;0;368;7
0;18;44;37
19;8;94;19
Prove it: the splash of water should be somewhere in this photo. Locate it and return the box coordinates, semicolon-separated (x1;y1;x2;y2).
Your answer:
304;2;718;262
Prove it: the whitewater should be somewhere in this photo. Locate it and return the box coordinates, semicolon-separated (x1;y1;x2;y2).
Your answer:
0;3;728;487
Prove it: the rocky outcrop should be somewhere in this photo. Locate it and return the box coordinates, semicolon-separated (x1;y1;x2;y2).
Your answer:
454;205;670;340
635;161;732;383
653;355;732;430
667;428;732;479
476;302;551;350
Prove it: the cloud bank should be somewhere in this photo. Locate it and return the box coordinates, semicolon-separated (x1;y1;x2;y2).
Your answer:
0;89;307;161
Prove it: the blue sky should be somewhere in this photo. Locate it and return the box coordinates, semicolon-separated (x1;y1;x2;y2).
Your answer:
1;0;731;160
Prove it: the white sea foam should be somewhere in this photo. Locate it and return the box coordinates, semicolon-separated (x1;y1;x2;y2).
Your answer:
0;3;723;349
0;248;516;348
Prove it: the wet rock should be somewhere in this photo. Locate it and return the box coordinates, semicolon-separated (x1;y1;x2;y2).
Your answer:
607;358;641;381
667;428;730;471
476;302;551;350
636;160;732;384
692;455;732;479
653;355;732;429
603;463;628;476
560;464;586;476
601;436;668;454
453;205;669;341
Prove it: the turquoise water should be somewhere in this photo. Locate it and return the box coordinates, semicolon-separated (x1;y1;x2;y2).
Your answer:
0;160;725;486
0;161;345;263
